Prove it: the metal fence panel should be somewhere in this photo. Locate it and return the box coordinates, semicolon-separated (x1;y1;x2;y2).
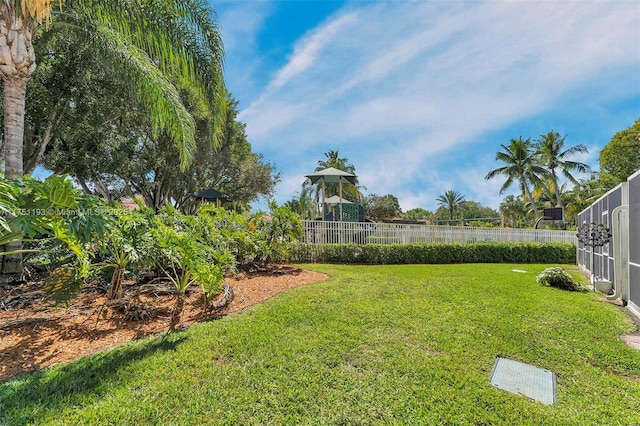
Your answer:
302;221;576;245
628;173;640;306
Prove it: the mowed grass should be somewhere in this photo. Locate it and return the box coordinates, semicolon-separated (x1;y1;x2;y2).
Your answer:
1;264;639;425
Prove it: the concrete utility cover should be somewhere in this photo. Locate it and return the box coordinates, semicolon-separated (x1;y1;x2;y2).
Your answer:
511;269;528;273
490;357;556;405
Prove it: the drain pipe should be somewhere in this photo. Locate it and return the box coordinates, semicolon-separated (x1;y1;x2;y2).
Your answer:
607;205;629;304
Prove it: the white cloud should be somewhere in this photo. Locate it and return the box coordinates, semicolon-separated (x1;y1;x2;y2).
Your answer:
230;0;640;211
269;12;359;90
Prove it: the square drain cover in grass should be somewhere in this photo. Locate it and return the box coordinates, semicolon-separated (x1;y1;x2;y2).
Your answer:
490;357;556;404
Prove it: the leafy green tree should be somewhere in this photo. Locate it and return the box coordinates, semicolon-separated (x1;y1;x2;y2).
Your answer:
598;118;640;188
460;201;499;223
499;195;528;228
402;208;432;221
42;87;277;211
534;131;590;217
436;190;465;221
363;194;401;222
485;137;547;222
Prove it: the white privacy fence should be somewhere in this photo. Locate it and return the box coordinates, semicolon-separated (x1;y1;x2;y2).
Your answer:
302;220;577;245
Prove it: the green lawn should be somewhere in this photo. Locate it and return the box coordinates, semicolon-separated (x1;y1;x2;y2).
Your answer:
1;264;639;425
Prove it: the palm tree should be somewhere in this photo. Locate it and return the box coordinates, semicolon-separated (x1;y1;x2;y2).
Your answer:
436;190;465;221
534;131;590;218
1;0;225;180
316;150;356;174
312;150;364;202
485;137;547;221
0;0;224;280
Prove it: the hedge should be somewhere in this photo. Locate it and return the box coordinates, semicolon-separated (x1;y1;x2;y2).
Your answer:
290;242;576;265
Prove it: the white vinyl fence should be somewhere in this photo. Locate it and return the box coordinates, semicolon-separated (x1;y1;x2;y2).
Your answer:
302;220;576;245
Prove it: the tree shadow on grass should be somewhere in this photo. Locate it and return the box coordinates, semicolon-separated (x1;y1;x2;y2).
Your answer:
0;333;187;425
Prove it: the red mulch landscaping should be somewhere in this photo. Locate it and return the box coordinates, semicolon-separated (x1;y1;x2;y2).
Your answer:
0;265;328;382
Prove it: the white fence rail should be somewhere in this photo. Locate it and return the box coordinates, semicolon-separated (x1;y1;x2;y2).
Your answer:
302;220;576;245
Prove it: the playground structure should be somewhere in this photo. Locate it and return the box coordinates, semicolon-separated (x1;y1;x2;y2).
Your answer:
305;167;365;222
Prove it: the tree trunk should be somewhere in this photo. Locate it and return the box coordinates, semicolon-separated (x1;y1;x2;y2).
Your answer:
169;293;185;331
107;265;125;299
1;77;28;282
551;171;565;216
24;102;65;174
3;77;27;179
521;178;540;221
1;8;38;283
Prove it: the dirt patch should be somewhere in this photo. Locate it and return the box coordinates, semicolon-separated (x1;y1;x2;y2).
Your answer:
0;265;328;383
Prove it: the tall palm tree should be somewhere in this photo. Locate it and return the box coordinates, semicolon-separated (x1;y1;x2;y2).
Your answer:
534;131;590;217
0;0;225;279
436;190;465;221
485;137;547;221
1;0;225;180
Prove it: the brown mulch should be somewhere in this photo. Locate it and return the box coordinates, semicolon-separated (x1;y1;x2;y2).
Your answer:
0;265;328;383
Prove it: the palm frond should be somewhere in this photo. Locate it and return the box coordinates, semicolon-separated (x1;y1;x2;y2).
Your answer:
91;23;197;169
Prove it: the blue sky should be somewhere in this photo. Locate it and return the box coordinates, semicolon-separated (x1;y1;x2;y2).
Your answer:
212;0;640;213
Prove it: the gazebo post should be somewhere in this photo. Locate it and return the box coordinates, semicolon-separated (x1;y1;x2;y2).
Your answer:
339;179;344;244
339;179;344;221
321;179;326;243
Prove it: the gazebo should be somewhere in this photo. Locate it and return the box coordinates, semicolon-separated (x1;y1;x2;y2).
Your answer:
305;167;360;222
193;188;230;208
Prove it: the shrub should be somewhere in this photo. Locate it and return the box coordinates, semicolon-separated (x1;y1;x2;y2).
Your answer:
536;267;581;291
291;242;576;265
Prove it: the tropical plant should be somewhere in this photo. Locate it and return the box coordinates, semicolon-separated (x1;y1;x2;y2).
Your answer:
251;202;302;266
150;206;236;325
97;208;154;299
1;175;110;298
0;180;18;242
534;131;590;218
436;190;465;221
485;137;548;222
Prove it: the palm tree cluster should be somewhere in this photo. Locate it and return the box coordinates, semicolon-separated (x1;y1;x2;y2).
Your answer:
485;131;593;226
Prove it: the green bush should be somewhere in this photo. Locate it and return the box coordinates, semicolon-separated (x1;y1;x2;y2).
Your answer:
291;242;576;265
536;266;581;291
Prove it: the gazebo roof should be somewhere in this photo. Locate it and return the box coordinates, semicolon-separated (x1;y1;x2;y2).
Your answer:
193;188;230;201
305;167;357;185
324;195;354;204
